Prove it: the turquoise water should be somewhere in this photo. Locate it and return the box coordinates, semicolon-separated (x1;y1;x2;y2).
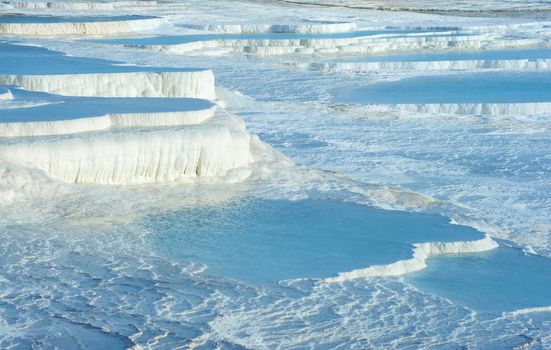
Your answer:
410;247;551;313
90;29;446;46
0;42;201;74
0;88;213;122
1;196;550;349
143;198;551;316
144;199;484;283
0;15;156;23
339;72;551;104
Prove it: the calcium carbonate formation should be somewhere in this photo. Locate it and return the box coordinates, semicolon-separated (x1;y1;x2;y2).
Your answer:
275;0;551;12
121;26;547;57
0;71;216;99
0;88;13;100
0;16;162;35
355;102;551;116
0;80;257;183
2;14;550;187
0;13;259;185
183;22;357;34
141;34;538;56
0;105;219;137
0;118;255;184
0;74;255;184
306;59;551;72
326;234;499;281
2;0;157;10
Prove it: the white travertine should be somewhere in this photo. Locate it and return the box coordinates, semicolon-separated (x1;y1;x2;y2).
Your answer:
326;235;498;281
0;105;218;137
136;33;541;57
355;102;551;116
0;117;254;184
185;22;357;34
2;0;157;10
0;71;216;100
0;16;162;36
306;59;551;72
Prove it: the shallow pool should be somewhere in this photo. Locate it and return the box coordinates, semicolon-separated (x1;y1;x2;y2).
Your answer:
143;198;484;283
0;42;200;75
339;72;551;104
0;88;213;123
410;246;551;313
142;198;551;315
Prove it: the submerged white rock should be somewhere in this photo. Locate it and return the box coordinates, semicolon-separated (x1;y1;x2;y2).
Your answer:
0;88;13;101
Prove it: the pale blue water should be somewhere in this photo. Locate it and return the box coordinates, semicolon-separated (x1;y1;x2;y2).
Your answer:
0;15;156;23
143;198;551;316
410;247;551;313
0;88;213;122
90;29;449;46
339;72;551;104
144;198;482;283
1;197;550;349
0;42;201;74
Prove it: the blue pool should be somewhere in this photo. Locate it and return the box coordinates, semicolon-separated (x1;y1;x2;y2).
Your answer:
143;198;551;314
144;199;484;283
0;88;213;123
339;72;551;104
410;247;551;313
0;42;201;75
